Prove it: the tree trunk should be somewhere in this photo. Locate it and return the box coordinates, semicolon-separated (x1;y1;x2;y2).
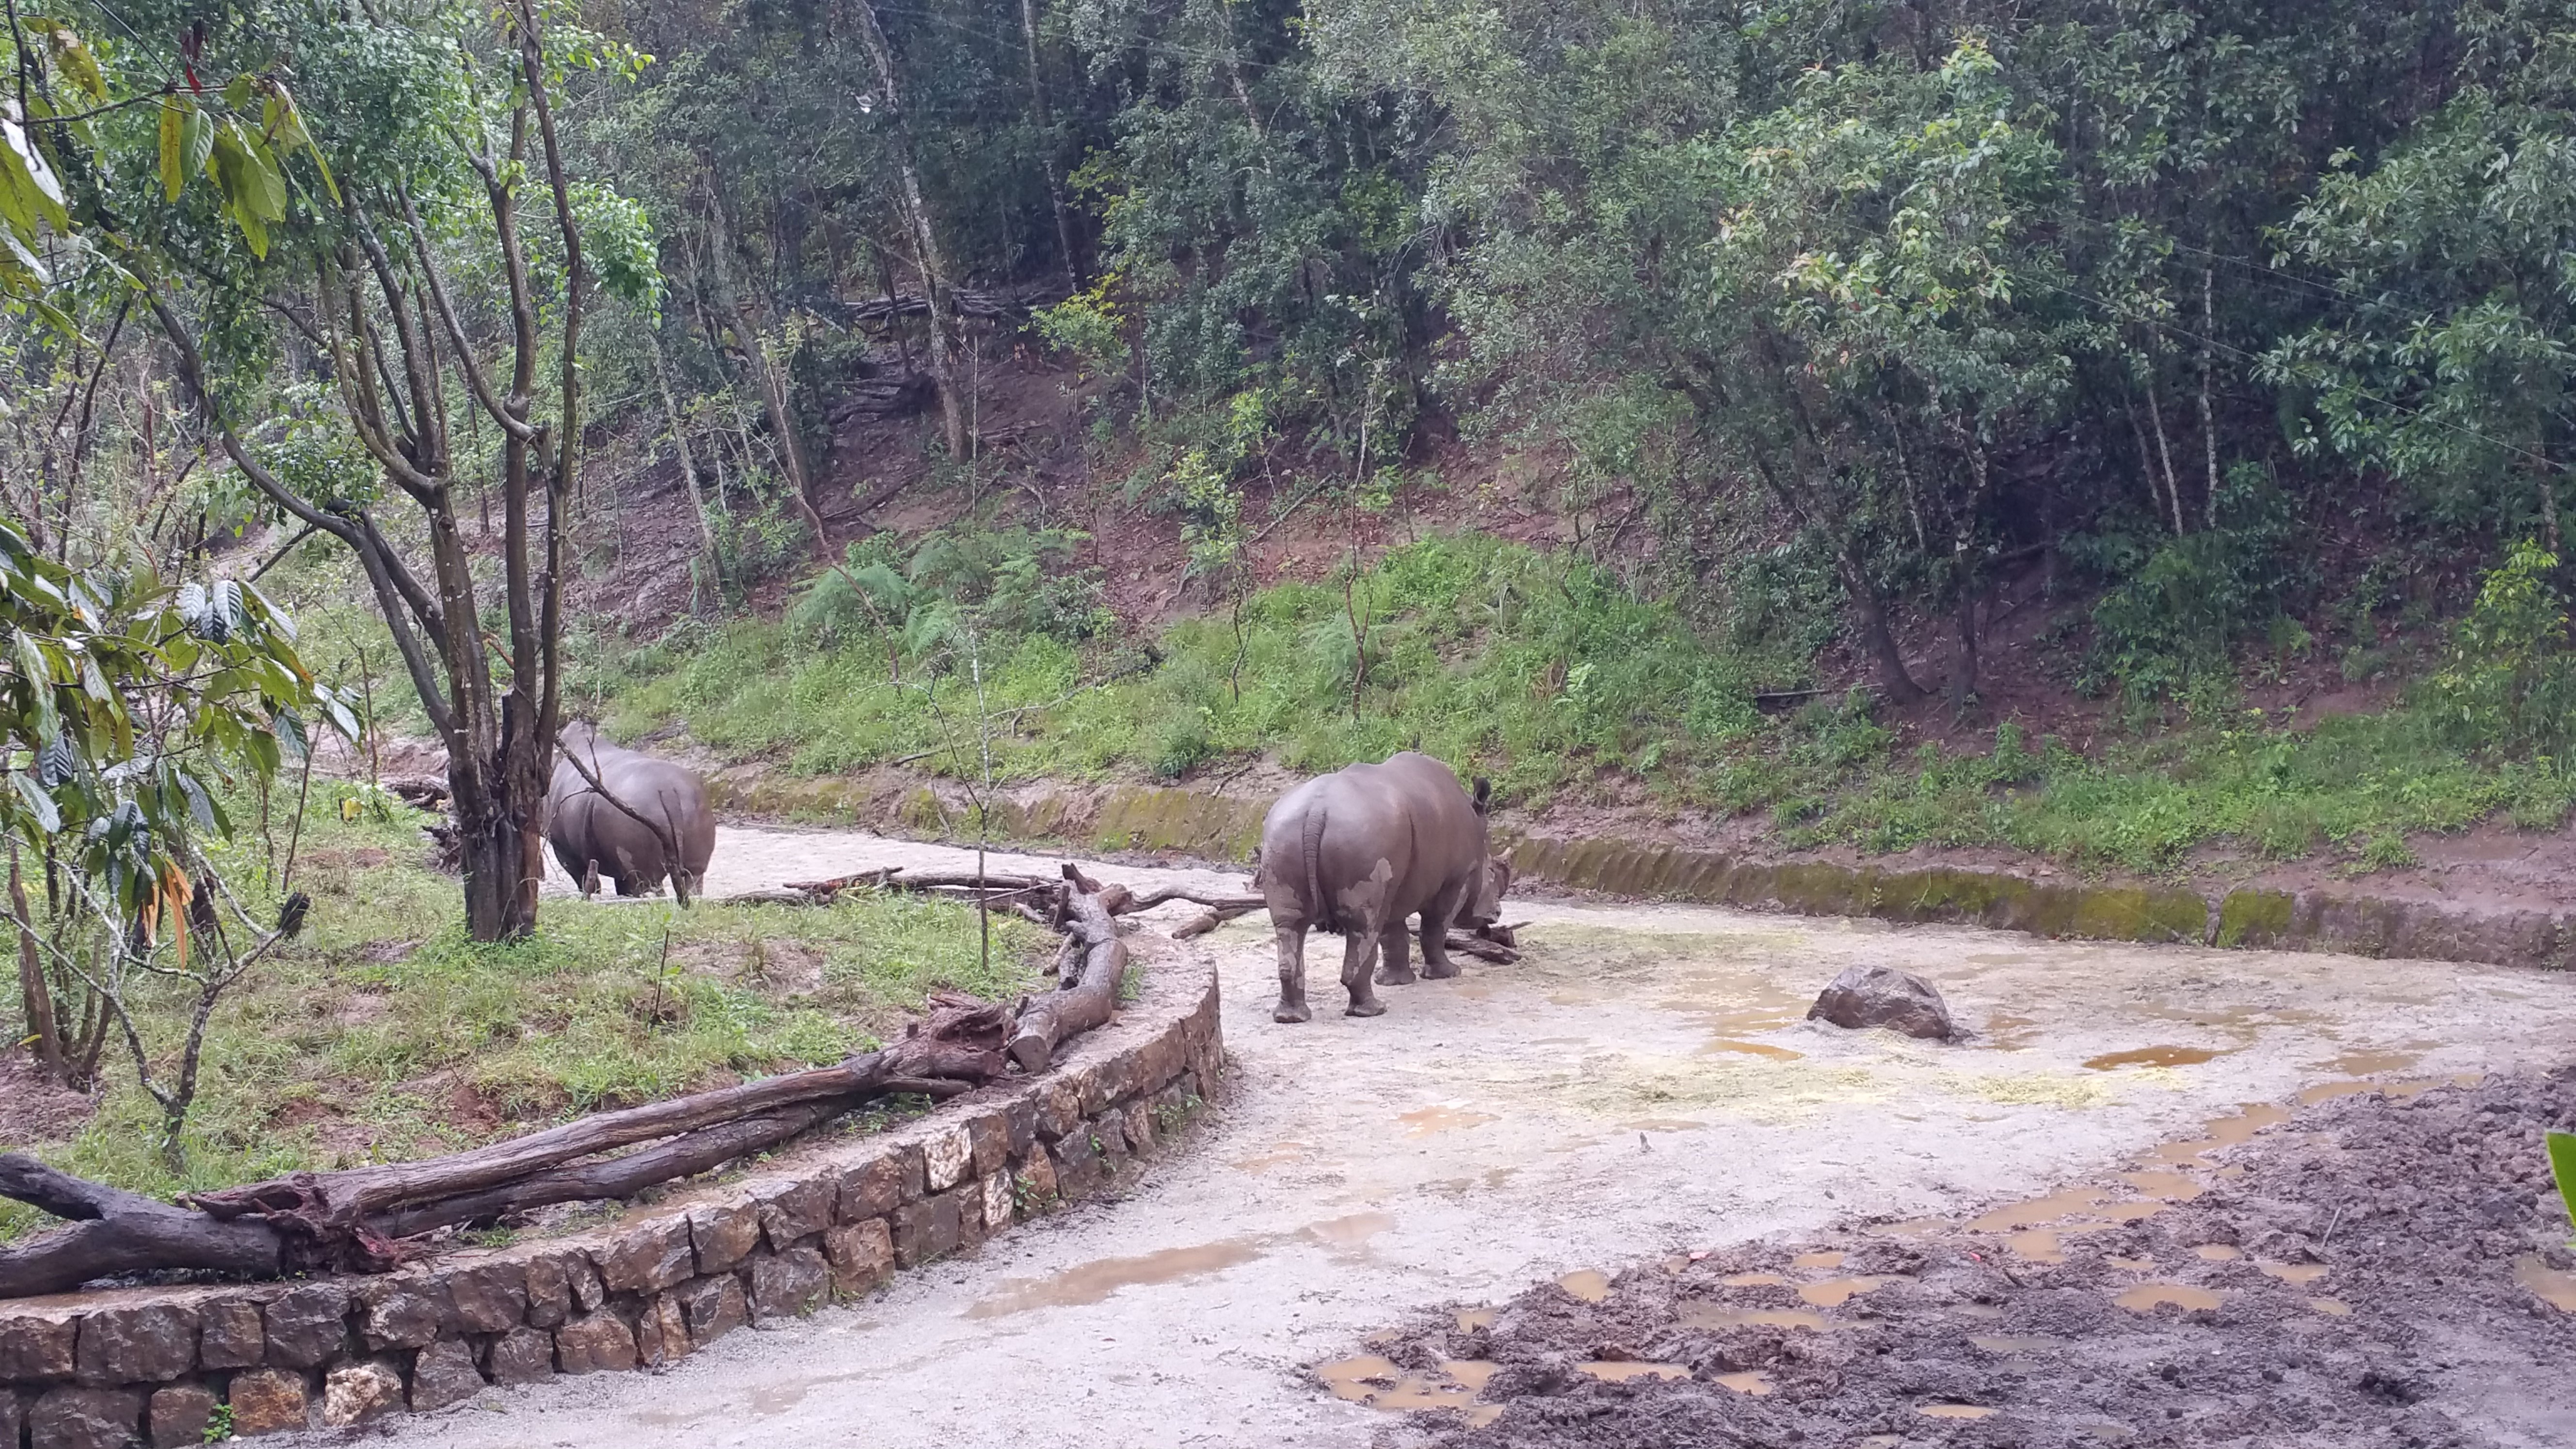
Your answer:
650;330;723;596
2199;265;2221;530
9;842;63;1081
2535;453;2563;557
1835;549;1924;702
2143;357;2185;535
700;172;830;555
452;768;539;943
852;0;971;460
1017;0;1080;291
1950;592;1979;711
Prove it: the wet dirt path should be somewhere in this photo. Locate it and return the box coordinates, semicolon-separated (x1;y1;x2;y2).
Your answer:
395;825;2576;1449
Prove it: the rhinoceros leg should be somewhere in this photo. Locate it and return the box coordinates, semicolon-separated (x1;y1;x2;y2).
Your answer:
1418;883;1465;980
1340;930;1387;1017
1272;924;1313;1024
1374;922;1417;986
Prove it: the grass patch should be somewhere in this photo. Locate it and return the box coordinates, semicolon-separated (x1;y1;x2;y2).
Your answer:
578;532;2574;877
593;532;1796;803
0;781;1045;1241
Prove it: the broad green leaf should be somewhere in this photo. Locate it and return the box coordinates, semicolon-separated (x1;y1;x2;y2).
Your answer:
241;139;287;222
181;109;214;187
223;75;256;113
0;117;69;236
160;97;187;200
0;225;47;286
9;773;61;834
30;20;106;100
2549;1131;2576;1241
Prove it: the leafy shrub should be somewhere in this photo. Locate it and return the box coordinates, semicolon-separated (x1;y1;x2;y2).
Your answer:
2422;540;2576;757
2079;465;2301;701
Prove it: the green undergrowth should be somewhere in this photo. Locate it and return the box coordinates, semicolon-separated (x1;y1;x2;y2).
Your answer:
1759;710;2575;871
0;781;1044;1243
596;532;1800;800
580;531;2574;877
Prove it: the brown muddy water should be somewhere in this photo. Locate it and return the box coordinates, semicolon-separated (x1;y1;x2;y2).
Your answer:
359;825;2576;1449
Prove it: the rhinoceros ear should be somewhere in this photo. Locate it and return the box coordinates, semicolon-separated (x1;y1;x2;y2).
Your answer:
1472;776;1492;813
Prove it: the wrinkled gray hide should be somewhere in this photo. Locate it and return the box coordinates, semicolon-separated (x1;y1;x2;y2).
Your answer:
1253;751;1512;1022
547;723;716;904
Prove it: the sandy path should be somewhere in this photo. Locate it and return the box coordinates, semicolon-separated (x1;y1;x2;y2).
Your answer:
390;825;2576;1449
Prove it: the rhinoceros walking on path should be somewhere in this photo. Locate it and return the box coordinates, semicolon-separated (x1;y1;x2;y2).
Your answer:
547;723;717;904
1253;752;1511;1022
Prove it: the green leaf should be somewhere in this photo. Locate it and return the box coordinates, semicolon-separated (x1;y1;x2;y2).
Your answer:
223;75;257;113
9;772;61;834
0;114;68;230
181;108;214;187
2549;1131;2576;1241
27;20;107;101
160;97;187;200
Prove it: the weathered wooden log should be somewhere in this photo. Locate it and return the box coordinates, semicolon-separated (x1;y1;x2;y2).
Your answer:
1173;901;1262;938
0;1156;286;1299
1442;931;1520;965
1006;863;1127;1074
757;867;1256;921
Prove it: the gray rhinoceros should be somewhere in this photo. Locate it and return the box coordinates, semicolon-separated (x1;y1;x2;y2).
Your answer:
547;723;717;904
1252;752;1512;1022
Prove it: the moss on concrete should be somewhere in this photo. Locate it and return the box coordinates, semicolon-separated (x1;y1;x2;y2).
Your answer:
2215;890;2297;949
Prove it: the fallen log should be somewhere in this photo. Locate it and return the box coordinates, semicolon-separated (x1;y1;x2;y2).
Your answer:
757;867;1257;922
1007;863;1127;1074
0;1157;287;1300
1173;900;1262;938
1443;931;1520;966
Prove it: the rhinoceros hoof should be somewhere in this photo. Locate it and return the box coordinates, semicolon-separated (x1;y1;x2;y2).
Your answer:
1375;966;1418;986
1345;999;1388;1018
1274;1002;1314;1024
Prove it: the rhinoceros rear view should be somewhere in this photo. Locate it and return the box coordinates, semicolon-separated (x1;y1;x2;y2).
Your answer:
1253;752;1511;1022
547;723;716;904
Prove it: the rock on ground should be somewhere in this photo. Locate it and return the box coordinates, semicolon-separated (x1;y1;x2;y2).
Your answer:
410;1339;487;1412
322;1359;407;1426
1806;963;1956;1040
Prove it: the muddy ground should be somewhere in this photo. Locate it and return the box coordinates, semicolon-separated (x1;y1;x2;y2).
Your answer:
338;826;2576;1449
1351;1072;2576;1449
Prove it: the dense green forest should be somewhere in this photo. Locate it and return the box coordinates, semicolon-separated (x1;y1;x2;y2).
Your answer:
8;0;2576;953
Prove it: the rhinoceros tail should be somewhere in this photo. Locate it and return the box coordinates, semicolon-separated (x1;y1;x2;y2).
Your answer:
1301;799;1333;934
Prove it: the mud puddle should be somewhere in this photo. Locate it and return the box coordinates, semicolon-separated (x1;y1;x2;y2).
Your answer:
1345;1069;2576;1448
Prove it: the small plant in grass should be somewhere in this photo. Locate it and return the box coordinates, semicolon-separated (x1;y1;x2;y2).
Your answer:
2549;1130;2576;1247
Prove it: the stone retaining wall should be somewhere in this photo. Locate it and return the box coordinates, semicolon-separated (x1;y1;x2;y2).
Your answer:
0;953;1221;1448
706;769;2576;972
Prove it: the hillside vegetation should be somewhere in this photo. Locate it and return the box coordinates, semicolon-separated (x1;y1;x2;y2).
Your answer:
582;531;2576;877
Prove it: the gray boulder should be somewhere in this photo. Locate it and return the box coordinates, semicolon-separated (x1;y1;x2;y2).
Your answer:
1807;965;1958;1041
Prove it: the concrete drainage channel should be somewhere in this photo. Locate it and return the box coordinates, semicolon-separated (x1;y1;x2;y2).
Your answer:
707;769;2576;971
10;824;2576;1449
0;942;1219;1448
